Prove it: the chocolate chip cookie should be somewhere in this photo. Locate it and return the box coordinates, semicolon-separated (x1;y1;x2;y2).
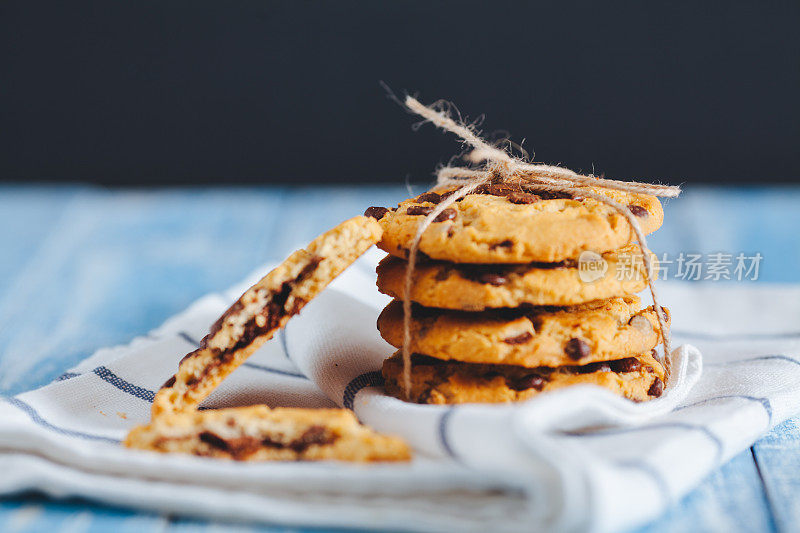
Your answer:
151;216;383;417
377;296;663;368
126;405;411;462
367;184;663;264
376;244;657;310
382;350;666;404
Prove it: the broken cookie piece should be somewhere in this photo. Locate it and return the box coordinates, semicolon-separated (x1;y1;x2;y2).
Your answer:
126;406;411;462
151;215;383;417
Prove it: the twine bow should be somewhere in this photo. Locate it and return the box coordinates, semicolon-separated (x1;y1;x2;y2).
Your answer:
399;95;682;400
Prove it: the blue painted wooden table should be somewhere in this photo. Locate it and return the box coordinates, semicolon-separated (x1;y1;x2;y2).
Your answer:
0;185;798;532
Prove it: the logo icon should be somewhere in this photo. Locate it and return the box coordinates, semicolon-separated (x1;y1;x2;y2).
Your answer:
578;250;608;283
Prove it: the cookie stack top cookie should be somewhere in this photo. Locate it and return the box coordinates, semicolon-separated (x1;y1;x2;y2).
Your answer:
375;183;663;264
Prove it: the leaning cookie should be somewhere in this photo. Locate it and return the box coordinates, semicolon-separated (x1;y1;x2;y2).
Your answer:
378;297;664;368
383;351;666;404
126;406;411;462
151;216;383;417
376;244;657;310
367;183;663;264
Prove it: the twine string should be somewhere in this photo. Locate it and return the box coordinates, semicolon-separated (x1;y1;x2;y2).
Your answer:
399;95;679;400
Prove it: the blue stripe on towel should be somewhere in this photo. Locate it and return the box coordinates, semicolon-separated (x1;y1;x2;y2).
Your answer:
438;407;458;459
709;354;800;367
564;422;724;465
676;395;773;426
280;329;291;361
93;367;155;403
178;331;200;346
343;371;384;410
3;397;119;443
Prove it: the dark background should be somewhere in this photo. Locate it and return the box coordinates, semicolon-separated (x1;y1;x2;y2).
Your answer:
1;1;798;186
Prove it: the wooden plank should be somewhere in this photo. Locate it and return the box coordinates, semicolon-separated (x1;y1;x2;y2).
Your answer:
638;449;776;533
752;417;800;533
0;495;170;533
649;187;800;283
0;187;83;288
166;516;258;533
0;187;289;394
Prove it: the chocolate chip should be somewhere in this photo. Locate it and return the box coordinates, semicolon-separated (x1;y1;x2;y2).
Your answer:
536;191;574;200
564;338;591;360
434;208;456;222
415;192;442;204
198;432;262;459
199;431;229;450
648;377;664;397
477;273;508;286
628;315;654;335
289;425;335;452
406;205;433;216
228;257;321;353
610;357;642;373
162;375;176;388
288;297;307;315
434;266;452;282
503;332;534;344
628;204;649;217
508;374;546;391
232;316;267;352
408;303;439;319
224;437;262;459
458;264;513;286
406;205;456;222
474;183;540;205
574;360;611;373
410;352;447;366
483;183;520;196
489;239;513;250
364;206;390;220
200;426;336;458
506;192;540;204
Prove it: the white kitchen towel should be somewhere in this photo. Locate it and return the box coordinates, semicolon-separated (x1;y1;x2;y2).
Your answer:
1;246;799;532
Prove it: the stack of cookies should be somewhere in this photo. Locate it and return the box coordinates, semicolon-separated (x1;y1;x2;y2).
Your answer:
365;181;669;404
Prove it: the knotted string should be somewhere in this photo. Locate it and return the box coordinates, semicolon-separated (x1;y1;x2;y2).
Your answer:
400;95;681;400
